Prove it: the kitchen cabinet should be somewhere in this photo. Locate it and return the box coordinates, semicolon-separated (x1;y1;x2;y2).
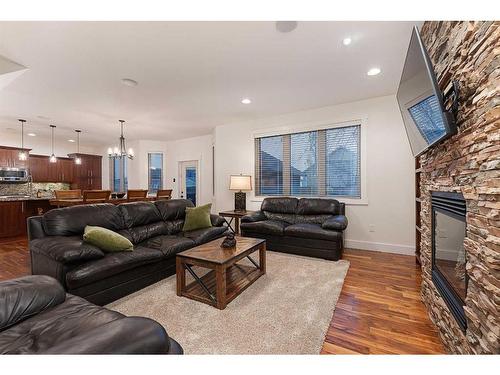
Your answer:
0;201;26;238
57;158;74;182
68;153;102;190
0;146;30;168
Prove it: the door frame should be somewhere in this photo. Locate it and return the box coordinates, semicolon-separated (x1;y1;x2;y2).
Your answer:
178;160;200;204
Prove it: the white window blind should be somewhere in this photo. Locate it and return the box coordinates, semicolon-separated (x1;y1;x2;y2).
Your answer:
255;124;361;198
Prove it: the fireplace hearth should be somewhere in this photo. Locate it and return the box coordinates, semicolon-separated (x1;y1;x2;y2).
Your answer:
431;191;467;331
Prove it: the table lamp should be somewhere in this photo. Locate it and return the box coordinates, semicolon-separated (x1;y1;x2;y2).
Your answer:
229;174;252;212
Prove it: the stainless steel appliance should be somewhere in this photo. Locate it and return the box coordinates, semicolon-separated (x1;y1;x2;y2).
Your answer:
0;167;29;182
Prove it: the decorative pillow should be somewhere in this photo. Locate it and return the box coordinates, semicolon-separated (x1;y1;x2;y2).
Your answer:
182;203;212;232
83;225;134;252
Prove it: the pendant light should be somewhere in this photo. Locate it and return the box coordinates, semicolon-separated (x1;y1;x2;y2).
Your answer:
107;120;134;159
49;125;57;163
74;130;82;165
18;119;28;161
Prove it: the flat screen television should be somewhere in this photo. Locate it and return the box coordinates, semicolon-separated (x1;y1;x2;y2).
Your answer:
396;27;457;157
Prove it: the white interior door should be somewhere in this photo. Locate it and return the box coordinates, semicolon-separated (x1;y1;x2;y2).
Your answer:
178;160;198;206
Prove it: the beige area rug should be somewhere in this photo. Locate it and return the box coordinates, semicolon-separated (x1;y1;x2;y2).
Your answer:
107;251;349;354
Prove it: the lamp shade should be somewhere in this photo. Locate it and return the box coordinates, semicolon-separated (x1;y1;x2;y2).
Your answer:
229;175;252;191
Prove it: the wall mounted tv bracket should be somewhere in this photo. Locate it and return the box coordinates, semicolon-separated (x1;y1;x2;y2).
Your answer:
443;80;460;127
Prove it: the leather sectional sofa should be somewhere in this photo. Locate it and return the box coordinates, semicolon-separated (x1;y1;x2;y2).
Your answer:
240;197;347;261
28;199;228;305
0;275;183;354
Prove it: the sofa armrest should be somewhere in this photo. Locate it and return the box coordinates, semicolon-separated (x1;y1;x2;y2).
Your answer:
0;275;66;331
241;211;266;223
43;317;181;354
210;214;226;227
27;216;46;241
30;236;105;265
322;215;348;231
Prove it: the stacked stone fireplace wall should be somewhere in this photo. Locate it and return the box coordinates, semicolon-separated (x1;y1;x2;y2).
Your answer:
419;21;499;354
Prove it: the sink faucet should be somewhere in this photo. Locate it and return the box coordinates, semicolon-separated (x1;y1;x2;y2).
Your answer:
28;175;33;196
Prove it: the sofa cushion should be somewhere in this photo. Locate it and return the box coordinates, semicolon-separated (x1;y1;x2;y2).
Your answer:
0;294;123;354
65;246;164;290
154;199;194;221
166;219;185;235
42;204;124;236
0;276;66;332
284;223;342;242
126;222;170;244
30;236;105;264
83;226;134;253
118;202;163;228
183;226;228;245
296;198;341;215
294;214;332;225
261;197;298;214
240;220;288;236
182;203;212;232
147;235;195;257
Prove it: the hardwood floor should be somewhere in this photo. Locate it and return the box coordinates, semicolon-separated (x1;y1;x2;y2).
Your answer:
0;238;444;354
321;249;445;354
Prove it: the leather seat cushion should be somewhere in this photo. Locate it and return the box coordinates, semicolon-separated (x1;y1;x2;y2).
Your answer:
42;203;124;236
126;222;170;244
240;220;288;236
147;235;195;257
118;202;163;228
183;226;227;245
261;197;298;214
0;294;124;354
284;223;342;242
65;246;163;290
154;199;194;221
296;198;341;215
30;236;105;264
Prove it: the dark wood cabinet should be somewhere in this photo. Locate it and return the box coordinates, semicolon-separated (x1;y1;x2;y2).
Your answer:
28;155;49;182
57;158;74;182
0;146;30;168
68;153;102;190
0;201;26;238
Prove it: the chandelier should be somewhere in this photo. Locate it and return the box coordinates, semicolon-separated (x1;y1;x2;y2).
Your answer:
108;120;134;159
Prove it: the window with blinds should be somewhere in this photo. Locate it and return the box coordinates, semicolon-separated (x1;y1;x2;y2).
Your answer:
255;124;361;198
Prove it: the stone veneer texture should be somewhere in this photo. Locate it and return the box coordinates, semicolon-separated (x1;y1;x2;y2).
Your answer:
419;21;499;354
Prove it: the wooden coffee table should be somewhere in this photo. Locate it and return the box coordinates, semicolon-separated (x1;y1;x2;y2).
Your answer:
176;237;266;309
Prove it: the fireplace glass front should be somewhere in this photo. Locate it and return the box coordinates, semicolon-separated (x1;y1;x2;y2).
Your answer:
431;191;467;331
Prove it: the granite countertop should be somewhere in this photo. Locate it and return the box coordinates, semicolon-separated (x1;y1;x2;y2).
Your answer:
0;195;53;202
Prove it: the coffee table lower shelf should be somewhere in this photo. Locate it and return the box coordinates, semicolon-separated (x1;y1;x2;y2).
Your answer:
181;264;263;308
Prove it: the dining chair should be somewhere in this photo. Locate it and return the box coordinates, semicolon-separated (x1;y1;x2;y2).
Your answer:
54;189;82;200
82;190;111;203
156;189;173;200
127;189;148;202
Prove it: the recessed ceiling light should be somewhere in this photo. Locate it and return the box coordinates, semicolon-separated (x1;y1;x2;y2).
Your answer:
342;37;352;46
121;78;138;87
241;98;252;104
275;21;298;33
68;139;75;143
367;67;381;76
27;133;36;137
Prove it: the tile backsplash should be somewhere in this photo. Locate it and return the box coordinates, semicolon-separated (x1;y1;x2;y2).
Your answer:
0;182;70;197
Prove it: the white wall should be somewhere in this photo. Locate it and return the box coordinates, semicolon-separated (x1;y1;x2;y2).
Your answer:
214;95;416;254
164;134;214;206
103;135;214;207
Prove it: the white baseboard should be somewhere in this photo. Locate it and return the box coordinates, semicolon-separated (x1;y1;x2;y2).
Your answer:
345;239;415;256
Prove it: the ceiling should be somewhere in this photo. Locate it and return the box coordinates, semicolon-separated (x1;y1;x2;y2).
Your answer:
0;21;420;145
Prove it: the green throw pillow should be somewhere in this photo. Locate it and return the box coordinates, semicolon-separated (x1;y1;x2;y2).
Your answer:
182;203;212;232
83;225;134;253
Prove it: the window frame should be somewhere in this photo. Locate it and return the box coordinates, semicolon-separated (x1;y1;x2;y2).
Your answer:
147;152;164;194
252;118;368;206
109;157;128;193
